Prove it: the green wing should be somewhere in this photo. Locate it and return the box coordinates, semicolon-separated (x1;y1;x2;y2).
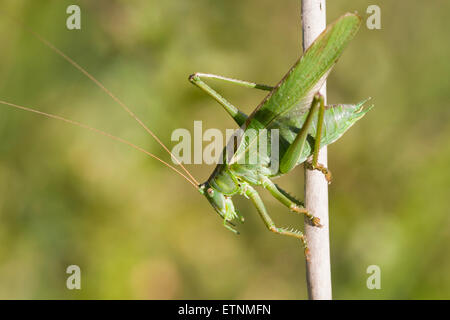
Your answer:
229;13;361;166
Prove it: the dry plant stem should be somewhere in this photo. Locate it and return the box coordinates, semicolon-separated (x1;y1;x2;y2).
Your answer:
301;0;332;300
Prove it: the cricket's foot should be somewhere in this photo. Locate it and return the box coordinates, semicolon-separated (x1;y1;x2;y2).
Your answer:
306;162;333;184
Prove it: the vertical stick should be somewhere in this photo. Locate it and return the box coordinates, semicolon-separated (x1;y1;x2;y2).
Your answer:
301;0;332;300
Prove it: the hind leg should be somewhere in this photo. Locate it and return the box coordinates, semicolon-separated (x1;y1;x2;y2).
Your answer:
306;94;332;183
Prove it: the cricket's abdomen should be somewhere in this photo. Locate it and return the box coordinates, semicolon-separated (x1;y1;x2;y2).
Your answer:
275;100;372;173
213;100;372;185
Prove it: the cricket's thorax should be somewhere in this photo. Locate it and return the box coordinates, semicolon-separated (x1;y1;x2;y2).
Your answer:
207;164;240;196
208;161;271;194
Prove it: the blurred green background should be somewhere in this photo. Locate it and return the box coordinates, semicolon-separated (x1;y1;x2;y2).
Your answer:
0;0;449;299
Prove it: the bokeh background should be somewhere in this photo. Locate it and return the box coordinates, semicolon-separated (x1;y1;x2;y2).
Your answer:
0;0;448;299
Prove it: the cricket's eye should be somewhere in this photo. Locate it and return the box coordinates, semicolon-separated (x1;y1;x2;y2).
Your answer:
207;188;214;197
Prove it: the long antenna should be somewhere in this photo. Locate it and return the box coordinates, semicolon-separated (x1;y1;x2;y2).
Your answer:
0;100;199;189
10;17;199;186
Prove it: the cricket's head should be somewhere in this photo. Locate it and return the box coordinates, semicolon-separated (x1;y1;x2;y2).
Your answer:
198;182;242;225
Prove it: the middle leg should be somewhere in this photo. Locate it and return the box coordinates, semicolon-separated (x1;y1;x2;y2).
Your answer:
242;182;309;256
260;176;322;227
